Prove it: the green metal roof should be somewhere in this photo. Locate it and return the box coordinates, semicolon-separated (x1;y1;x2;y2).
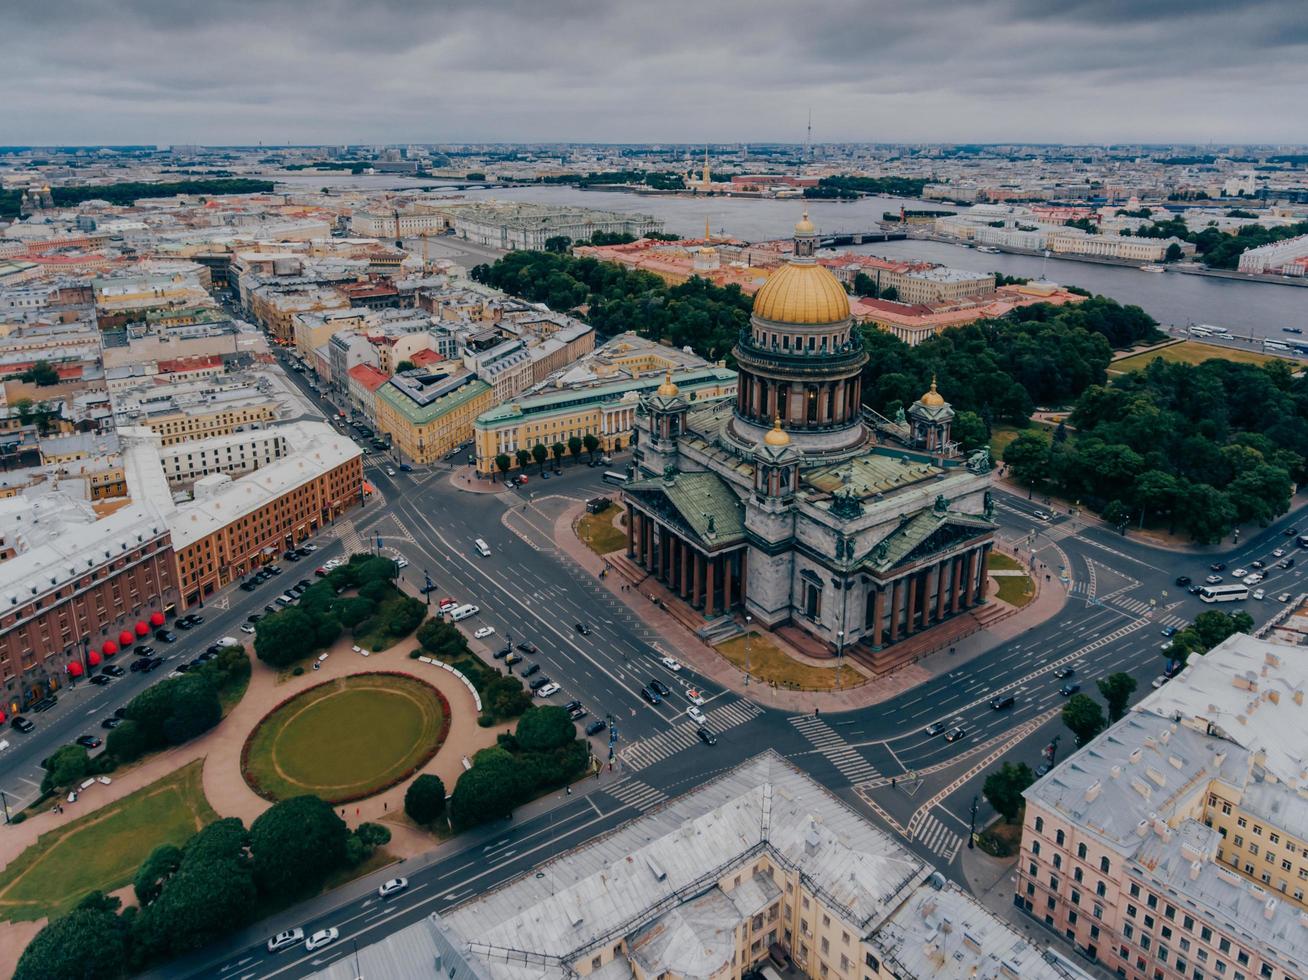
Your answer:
625;470;745;550
475;368;736;427
805;451;939;497
376;376;492;426
862;509;995;574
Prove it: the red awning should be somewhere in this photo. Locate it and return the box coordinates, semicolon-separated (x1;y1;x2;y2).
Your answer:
102;640;118;656
150;612;165;627
66;661;84;677
135;621;150;637
88;650;102;667
119;630;134;647
0;710;6;723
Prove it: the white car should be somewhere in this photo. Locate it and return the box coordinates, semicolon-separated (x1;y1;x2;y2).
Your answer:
473;626;496;639
1278;592;1292;602
1243;573;1264;585
1253;589;1266;600
395;557;409;569
1151;675;1170;689
1033;511;1051;522
438;598;458;612
305;927;339;952
1273;548;1286;558
687;706;707;725
386;467;396;476
303;543;317;552
378;877;408;898
660;656;682;672
685;687;706;706
240;624;256;634
1233;568;1248;578
267;928;304;953
536;682;561;698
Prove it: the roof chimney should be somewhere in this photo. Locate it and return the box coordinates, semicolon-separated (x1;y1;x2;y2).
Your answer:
1084;781;1102;803
1190;861;1202;881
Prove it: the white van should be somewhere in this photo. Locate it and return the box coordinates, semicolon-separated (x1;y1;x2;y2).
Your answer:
474;538;492;558
449;604;480;622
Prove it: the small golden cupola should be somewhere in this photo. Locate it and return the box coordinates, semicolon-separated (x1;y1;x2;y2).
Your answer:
656;370;680;398
763;416;791;447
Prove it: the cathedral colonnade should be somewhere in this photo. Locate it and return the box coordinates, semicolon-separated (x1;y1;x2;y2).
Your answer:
626;504;745;618
862;542;992;649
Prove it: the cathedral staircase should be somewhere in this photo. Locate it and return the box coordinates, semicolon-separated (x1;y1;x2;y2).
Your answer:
698;616;743;644
846;601;1012;677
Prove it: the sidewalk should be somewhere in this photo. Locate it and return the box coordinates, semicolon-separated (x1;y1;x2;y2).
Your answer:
549;499;1068;713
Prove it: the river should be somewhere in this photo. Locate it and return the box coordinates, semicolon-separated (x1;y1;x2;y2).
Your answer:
273;172;1306;336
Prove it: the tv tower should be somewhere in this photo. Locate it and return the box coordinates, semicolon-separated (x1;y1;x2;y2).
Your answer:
805;108;812;161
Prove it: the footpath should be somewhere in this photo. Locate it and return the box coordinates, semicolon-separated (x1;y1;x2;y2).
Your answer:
549;499;1068;713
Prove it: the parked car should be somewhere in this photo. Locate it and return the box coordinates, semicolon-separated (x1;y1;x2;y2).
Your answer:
505;652;523;666
378;877;408;898
521;663;540;678
267;928;305;953
492;645;511;659
10;716;34;733
155;629;177;643
535;682;561;698
528;676;552;691
474;626;496;639
75;735;102;749
1151;675;1170;689
101;717;123;730
89;674;112;686
585;719;607;736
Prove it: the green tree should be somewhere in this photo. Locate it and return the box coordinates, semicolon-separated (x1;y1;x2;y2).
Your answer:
449;748;529;828
951;410;988;452
1097;672;1138;723
337;595;378;628
544;235;572;253
583;433;601;461
982;761;1035;822
1164;242;1184;262
250;795;348;897
551;441;566;467
15;894;128;980
134;843;183;906
395;360;416;373
40;743;90;794
567;435;583;464
495;453;512;477
515;448;532;470
515;705;575;752
853;271;879;298
880;285;900;302
19;361;60;386
123;674;221;749
404;773;447;824
346;822;392;864
1002;432;1050;495
531;442;548;474
254;606;318;667
1062;694;1107;746
106;719;148;763
1101;499;1131;529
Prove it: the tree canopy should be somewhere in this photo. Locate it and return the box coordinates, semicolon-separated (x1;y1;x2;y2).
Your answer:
250;795;349;897
982;762;1035;822
404;773;446;825
15;893;129;980
1062;694;1107;746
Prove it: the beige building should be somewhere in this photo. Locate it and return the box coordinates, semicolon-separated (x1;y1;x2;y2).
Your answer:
374;370;494;465
293;308;367;361
1045;229;1194;262
323;753;1071;980
249;286;350;344
1018;631;1308;980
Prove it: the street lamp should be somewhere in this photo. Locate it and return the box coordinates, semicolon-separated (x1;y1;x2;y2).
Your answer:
423;569;432;605
743;614;751;686
968;794;979;849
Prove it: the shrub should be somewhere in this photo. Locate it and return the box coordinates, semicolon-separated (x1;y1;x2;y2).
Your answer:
292;666;305;676
106;719;148;763
404;774;446;825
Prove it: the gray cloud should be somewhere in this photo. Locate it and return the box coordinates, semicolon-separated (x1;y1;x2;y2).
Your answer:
1;0;1305;144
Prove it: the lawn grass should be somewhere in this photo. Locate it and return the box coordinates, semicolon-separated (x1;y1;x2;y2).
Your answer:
242;673;448;804
991;423;1052;460
987;551;1024;572
574;508;628;557
994;575;1036;608
716;632;866;691
1110;340;1289;374
0;760;216;922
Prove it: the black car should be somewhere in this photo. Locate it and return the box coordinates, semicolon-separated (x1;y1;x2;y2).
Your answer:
267;565;283;575
1187;584;1203;595
89;674;112;686
130;657;150;673
1210;561;1227;571
516;642;538;654
1174;575;1191;587
133;644;154;657
1054;666;1075;679
528;676;551;691
283;551;300;562
640;685;663;705
575;622;593;636
247;613;262;623
32;695;57;713
493;646;511;660
175;663;192;673
155;629;177;643
75;735;102;749
102;664;126;677
564;699;583;713
1285;526;1298;537
295;547;311;558
585;719;607;736
1059;682;1082;696
697;727;718;746
521;663;541;678
10;716;34;733
114;706;129;719
177;619;195;630
504;652;523;666
146;657;165;672
1251;559;1266;570
101;717;123;730
240;580;257;592
648;679;671;698
989;694;1015;710
1279;557;1296;570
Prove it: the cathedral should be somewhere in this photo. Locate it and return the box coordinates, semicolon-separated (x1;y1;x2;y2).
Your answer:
622;214;997;662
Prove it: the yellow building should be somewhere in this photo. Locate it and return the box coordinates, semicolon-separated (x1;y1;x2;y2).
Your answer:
375;372;494;465
473;366;736;475
136;401;279;446
292;309;367;361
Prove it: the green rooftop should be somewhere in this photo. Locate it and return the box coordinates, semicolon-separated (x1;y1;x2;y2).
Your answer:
626;470;746;550
377;376;492;426
805;451;939;497
475;368;736;427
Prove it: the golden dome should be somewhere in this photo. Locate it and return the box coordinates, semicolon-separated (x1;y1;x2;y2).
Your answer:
794;210;816;235
764;416;791;447
656;370;680;397
752;260;850;325
920;376;945;407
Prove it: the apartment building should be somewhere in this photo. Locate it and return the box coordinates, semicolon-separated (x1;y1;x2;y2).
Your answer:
374;369;494;465
1237;234;1308;277
112;377;280;445
312;753;1071;980
1018;632;1308;980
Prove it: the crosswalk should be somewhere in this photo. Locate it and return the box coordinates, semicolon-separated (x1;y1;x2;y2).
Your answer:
789;715;879;784
335;519;364;556
913;813;963;862
603;777;667;812
620;699;761;771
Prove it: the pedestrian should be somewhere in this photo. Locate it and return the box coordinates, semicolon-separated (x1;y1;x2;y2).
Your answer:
383;801;388;811
892;777;897;789
340;808;345;817
565;786;572;795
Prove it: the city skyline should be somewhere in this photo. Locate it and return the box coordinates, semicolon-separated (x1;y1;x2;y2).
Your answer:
4;0;1307;145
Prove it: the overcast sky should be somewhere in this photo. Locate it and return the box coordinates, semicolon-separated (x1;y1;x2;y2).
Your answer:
4;0;1306;146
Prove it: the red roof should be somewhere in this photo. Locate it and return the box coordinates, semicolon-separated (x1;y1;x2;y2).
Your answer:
347;364;390;392
410;348;444;367
157;355;222;374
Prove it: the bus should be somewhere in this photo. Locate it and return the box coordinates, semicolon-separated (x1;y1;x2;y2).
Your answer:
602;471;627;485
1297;534;1308;549
1200;584;1249;603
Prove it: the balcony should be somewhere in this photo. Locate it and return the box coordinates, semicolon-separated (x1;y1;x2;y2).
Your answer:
733;333;867;377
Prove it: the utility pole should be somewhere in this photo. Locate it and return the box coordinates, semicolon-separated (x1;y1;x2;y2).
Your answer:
968;794;978;849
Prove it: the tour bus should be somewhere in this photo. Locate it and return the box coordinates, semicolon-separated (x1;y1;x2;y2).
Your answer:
1197;323;1231;336
1188;325;1215;337
1199;584;1249;603
602;470;627;486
